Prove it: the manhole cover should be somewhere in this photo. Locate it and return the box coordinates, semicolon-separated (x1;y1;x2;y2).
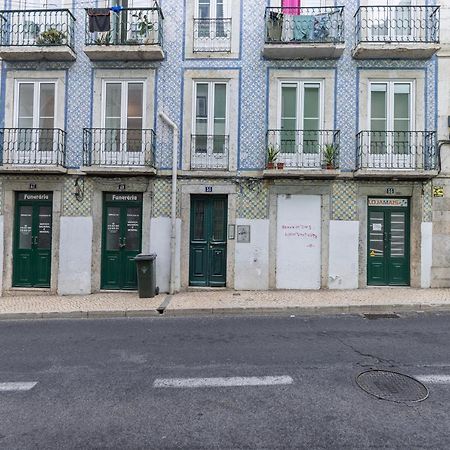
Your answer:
356;370;428;403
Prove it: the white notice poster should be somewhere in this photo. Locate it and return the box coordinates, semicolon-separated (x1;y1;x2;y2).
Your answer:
276;194;321;289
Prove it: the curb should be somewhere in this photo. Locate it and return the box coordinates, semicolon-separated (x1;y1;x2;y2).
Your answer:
2;303;450;321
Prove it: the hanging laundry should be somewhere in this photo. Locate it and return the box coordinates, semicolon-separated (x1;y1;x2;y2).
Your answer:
87;9;111;33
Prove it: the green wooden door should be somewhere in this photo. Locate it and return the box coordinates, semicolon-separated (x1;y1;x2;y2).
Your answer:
101;194;142;290
13;193;52;288
189;195;227;287
367;199;410;286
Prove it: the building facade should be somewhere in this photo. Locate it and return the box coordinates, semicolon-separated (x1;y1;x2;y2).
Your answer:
0;0;443;295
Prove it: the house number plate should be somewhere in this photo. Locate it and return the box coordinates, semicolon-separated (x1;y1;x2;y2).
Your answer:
205;186;213;193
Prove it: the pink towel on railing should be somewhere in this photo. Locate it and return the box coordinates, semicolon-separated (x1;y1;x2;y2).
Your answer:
282;0;301;15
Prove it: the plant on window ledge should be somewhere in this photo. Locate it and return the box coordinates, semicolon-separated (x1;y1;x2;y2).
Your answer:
267;144;279;169
36;28;66;45
93;32;111;45
323;143;337;169
132;12;155;44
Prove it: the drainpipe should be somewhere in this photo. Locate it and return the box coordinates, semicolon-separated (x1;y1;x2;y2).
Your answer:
159;112;178;295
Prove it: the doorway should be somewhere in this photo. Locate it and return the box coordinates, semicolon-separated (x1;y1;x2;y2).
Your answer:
189;195;227;287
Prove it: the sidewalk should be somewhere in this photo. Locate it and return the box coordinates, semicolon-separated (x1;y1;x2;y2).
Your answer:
1;288;450;320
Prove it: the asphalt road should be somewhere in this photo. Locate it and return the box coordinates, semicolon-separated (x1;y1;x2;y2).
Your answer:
1;312;450;449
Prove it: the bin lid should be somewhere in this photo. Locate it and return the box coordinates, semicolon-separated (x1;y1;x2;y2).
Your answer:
134;253;157;261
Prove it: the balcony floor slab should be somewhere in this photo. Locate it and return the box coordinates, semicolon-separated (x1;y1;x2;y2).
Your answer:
84;45;164;61
263;168;340;179
263;43;345;60
81;166;156;176
354;169;438;180
0;46;76;61
352;43;440;60
0;165;67;174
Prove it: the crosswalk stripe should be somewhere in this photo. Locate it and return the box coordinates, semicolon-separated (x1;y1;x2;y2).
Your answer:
0;382;38;392
153;375;293;388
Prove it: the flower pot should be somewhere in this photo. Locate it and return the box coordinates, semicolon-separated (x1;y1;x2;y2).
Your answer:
267;162;275;170
326;163;334;170
277;162;284;170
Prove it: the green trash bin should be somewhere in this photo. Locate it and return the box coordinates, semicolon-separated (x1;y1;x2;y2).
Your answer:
134;253;159;298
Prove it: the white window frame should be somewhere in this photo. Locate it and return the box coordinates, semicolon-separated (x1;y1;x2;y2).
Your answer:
195;0;230;19
191;80;230;169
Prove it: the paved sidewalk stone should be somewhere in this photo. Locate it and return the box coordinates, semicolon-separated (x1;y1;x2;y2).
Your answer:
0;288;450;319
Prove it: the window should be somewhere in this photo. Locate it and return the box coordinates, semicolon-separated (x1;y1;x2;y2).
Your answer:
369;81;412;156
102;80;145;154
193;81;228;154
15;81;56;153
279;81;322;155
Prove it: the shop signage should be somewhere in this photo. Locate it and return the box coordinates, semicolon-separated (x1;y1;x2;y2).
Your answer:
105;193;142;203
18;192;52;202
433;186;444;197
368;198;408;208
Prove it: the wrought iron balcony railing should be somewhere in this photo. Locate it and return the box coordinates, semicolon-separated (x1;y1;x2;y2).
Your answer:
356;131;437;171
85;7;163;46
83;128;155;168
0;128;66;167
191;135;229;170
264;7;344;44
266;129;340;169
193;18;232;52
0;9;75;49
355;6;440;44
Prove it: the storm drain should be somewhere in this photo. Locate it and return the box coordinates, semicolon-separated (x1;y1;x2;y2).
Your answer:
356;370;429;403
363;313;400;320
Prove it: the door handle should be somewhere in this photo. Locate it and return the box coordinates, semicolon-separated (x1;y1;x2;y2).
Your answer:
119;237;126;248
32;236;38;246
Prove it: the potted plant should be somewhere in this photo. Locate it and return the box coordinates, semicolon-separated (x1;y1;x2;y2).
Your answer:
94;32;111;45
277;160;285;170
323;144;336;169
36;28;66;45
267;145;279;169
132;12;155;44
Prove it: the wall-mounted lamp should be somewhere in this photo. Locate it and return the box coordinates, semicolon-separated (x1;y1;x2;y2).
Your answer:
74;176;85;202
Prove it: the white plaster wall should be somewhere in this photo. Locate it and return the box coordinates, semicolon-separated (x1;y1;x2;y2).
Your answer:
57;217;93;295
276;195;321;289
234;219;269;290
328;220;359;289
0;216;4;295
421;222;432;289
150;217;181;293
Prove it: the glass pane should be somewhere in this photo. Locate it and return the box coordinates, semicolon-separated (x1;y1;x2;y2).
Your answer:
394;86;410;120
127;83;143;118
212;199;225;241
105;83;122;119
369;211;384;257
39;117;55;129
281;85;297;120
39;83;55;118
37;205;52;250
18;205;33;250
126;126;142;153
193;200;205;240
371;86;387;119
106;207;121;251
303;126;319;154
18;117;33;129
214;84;226;120
390;212;405;258
196;84;208;137
125;207;141;251
280;123;296;154
38;128;54;153
304;86;319;119
104;128;121;153
18;84;34;119
195;135;207;153
213;134;225;154
198;0;210;18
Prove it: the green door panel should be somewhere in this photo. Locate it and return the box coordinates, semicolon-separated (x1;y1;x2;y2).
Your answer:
367;200;410;286
13;194;52;288
189;195;227;287
101;195;142;290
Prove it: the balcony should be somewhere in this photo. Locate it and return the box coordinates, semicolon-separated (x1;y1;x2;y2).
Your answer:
193;18;232;53
0;9;76;61
0;128;66;173
353;6;440;59
355;131;438;179
264;129;340;178
263;6;344;60
82;128;156;175
84;7;164;61
190;135;229;171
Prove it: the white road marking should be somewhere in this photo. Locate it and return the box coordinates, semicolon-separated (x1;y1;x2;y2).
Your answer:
153;375;293;388
0;382;38;392
416;375;450;384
